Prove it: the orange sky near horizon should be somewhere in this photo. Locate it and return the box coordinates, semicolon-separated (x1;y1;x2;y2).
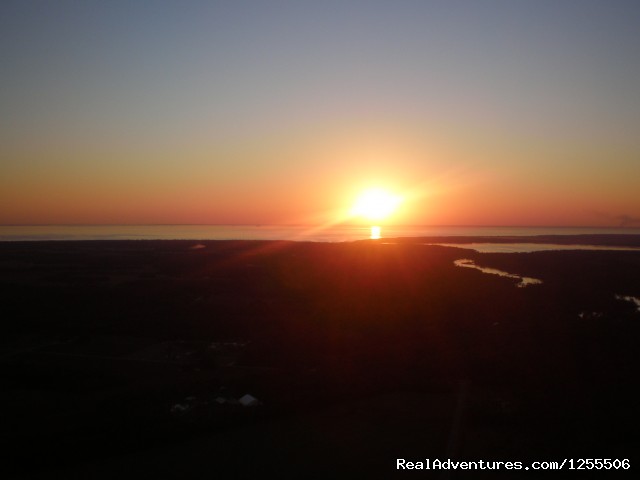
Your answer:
2;2;640;227
3;139;637;227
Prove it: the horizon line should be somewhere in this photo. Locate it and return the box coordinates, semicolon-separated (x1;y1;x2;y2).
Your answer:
1;224;638;229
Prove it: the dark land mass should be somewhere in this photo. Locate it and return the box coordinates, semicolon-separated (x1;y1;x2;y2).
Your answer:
1;238;639;479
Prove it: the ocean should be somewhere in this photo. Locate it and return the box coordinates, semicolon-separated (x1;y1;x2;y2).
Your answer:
1;224;639;243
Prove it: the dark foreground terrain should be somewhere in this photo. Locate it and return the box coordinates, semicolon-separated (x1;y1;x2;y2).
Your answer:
1;238;639;479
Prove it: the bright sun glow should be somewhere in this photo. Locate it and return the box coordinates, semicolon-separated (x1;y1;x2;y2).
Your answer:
351;188;402;221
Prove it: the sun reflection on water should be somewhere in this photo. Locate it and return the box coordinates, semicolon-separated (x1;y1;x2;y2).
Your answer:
370;226;381;239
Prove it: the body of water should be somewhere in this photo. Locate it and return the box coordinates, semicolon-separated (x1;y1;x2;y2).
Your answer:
454;259;543;287
432;242;640;253
1;225;640;242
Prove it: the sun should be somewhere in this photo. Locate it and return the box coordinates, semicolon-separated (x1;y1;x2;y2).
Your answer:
350;188;402;221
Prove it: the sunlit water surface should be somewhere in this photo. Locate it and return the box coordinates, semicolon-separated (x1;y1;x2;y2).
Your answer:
2;225;640;242
454;259;543;288
434;243;640;253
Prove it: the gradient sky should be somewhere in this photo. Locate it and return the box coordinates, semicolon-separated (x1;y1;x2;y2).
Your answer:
2;0;640;226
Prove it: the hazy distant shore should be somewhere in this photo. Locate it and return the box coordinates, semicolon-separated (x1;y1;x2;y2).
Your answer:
388;233;640;247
